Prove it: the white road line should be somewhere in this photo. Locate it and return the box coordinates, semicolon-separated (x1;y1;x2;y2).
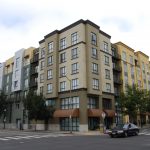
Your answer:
0;138;10;141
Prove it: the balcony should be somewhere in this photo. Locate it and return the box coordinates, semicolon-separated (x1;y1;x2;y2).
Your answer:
29;81;38;88
30;68;38;75
112;53;121;60
30;55;39;64
113;65;122;72
114;78;123;85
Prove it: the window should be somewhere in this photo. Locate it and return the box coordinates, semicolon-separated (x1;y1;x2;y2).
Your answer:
47;56;53;66
92;79;99;89
72;78;79;89
104;55;109;65
47;83;52;93
16;103;20;109
6;76;9;83
91;32;97;45
15;70;19;78
104;42;109;52
60;81;66;91
131;66;134;78
46;99;56;107
47;69;53;79
71;32;78;45
60;67;66;77
72;63;79;74
103;99;112;109
48;42;53;53
41;61;45;70
24;57;29;66
122;51;126;61
88;97;97;109
24;79;28;88
40;74;44;83
92;48;97;59
130;56;133;65
41;48;45;58
40;86;44;94
71;48;78;59
60;38;66;50
61;97;79;109
105;69;110;79
60;52;66;63
14;81;18;88
92;63;98;74
16;58;20;68
142;62;145;71
106;83;111;92
6;85;9;93
24;67;29;77
124;75;128;85
123;62;128;73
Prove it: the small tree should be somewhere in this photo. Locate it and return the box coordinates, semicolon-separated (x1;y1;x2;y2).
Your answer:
0;91;7;117
24;91;52;130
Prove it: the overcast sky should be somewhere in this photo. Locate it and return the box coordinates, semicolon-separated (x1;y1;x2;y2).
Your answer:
0;0;150;62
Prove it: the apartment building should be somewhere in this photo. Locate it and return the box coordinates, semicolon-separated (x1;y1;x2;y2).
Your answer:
114;42;150;123
38;19;115;132
0;47;35;129
0;62;5;91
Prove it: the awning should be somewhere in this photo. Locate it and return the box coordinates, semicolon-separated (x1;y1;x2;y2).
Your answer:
104;109;115;117
53;108;79;118
88;109;104;117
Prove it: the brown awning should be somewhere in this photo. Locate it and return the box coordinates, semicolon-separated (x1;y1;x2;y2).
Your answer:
88;109;104;117
104;109;115;117
53;108;79;118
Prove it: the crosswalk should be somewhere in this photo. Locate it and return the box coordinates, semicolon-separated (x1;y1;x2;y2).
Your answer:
0;134;71;141
139;129;150;136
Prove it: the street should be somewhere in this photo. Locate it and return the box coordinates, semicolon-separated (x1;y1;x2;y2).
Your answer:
0;129;150;150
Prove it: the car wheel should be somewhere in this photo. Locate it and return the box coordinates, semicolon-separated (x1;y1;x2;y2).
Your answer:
124;132;128;137
135;131;139;136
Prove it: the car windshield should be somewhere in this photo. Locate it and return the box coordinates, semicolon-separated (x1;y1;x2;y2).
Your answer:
115;124;124;129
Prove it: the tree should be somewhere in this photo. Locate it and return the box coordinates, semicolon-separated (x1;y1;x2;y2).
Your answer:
118;84;147;123
0;91;7;117
23;91;54;130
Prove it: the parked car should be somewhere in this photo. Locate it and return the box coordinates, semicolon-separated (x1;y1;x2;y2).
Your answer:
108;123;139;138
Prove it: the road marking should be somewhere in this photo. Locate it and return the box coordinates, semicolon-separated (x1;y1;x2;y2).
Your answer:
0;138;10;141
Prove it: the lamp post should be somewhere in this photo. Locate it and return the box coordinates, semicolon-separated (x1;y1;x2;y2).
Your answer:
65;76;72;133
101;112;106;133
3;109;6;129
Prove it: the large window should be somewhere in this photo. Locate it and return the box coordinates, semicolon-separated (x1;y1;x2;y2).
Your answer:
48;42;53;53
47;55;53;66
88;97;98;109
60;52;66;63
122;51;126;61
92;48;98;59
106;83;111;92
24;79;29;88
102;99;112;109
71;32;78;45
47;69;53;79
24;67;29;77
41;61;45;70
60;117;79;131
72;63;79;74
60;38;66;50
72;78;79;89
46;99;55;107
92;63;98;74
60;66;66;77
104;55;109;65
60;81;66;91
104;42;109;52
14;80;18;88
16;58;20;68
61;97;79;109
71;48;78;59
47;83;52;93
105;69;110;79
91;32;97;45
41;48;45;58
40;74;44;83
92;79;99;90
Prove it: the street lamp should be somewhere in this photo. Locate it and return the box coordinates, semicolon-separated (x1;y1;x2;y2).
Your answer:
101;112;106;133
3;109;6;129
65;76;72;133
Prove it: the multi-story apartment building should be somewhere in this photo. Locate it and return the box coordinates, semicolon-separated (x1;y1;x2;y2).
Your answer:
114;42;150;124
0;47;35;129
0;62;5;92
38;19;115;132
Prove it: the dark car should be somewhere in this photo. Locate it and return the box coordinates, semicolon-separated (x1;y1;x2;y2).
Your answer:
108;123;139;138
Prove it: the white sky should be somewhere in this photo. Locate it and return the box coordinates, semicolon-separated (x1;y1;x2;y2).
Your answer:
0;0;150;62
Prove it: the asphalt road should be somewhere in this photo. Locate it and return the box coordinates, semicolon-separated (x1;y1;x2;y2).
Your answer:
0;130;150;150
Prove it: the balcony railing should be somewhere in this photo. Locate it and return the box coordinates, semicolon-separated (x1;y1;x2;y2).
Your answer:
29;81;38;87
112;53;121;60
114;78;123;85
113;65;122;72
